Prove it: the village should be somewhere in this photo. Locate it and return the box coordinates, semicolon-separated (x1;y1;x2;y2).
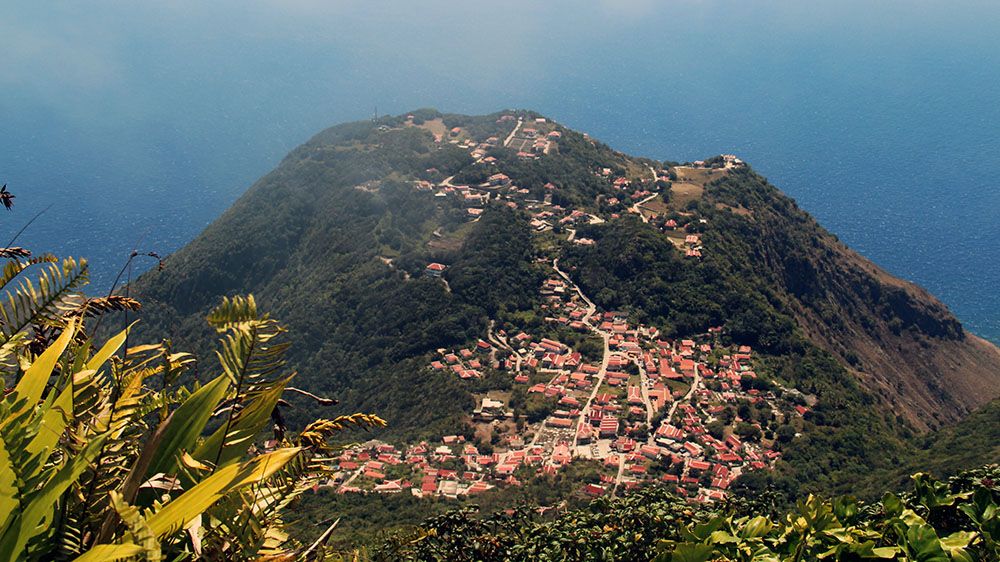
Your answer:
324;113;808;505
329;259;810;504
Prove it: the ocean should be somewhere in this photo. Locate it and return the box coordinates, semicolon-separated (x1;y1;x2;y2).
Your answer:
2;0;997;342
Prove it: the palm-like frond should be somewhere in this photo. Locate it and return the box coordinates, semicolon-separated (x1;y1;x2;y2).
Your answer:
0;257;88;344
0;283;379;560
64;295;142;320
206;294;265;331
0;254;57;288
0;247;31;259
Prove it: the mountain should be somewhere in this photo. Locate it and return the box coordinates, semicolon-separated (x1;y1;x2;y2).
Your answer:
126;109;1000;505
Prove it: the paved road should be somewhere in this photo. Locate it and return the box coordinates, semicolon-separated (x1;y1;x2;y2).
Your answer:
663;362;701;426
552;257;613;453
629;192;660;224
487;319;522;373
552;258;597;323
612;451;628;496
338;467;363;492
503;118;524;147
635;358;656;441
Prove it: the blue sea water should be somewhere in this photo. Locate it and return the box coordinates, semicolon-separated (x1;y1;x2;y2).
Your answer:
1;1;998;342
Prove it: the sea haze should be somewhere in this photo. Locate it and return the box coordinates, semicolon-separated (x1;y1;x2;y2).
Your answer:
1;0;997;342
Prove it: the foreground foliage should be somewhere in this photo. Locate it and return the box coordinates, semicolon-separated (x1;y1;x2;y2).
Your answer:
371;466;999;561
0;251;382;560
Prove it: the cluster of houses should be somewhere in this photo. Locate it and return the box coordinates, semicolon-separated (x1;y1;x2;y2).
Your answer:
507;117;561;158
430;339;495;379
327;437;500;497
407;248;808;504
351;116;800;504
407;113;671;230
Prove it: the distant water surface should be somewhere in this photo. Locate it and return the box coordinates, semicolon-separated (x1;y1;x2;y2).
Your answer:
1;0;997;342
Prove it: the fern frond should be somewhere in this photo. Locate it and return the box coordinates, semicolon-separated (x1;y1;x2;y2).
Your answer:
64;295;142;320
0;257;88;344
0;254;57;289
0;247;31;259
110;491;163;561
206;294;264;332
298;414;387;449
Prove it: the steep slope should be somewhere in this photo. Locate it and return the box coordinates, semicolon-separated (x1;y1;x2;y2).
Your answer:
567;167;1000;430
703;170;1000;430
129;110;549;437
127;109;1000;487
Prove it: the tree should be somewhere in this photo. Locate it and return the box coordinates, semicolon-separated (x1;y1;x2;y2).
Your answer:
735;422;762;442
776;424;796;443
706;421;726;440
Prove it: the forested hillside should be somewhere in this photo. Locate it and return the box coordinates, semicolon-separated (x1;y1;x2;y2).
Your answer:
123;109;1000;549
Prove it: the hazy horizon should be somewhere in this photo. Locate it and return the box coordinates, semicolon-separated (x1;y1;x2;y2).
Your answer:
2;0;999;341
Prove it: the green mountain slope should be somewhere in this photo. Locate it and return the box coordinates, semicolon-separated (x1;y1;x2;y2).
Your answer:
127;109;1000;500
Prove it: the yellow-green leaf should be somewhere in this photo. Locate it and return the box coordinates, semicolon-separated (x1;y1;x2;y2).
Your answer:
73;543;147;562
0;438;19;534
145;447;300;539
0;431;108;559
85;326;128;372
5;320;75;419
193;378;289;468
147;374;230;477
24;385;73;461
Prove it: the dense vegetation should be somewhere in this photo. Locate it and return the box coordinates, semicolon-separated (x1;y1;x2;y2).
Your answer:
0;243;384;559
129;118;543;438
115;110;999;556
368;466;1000;561
563;216;800;353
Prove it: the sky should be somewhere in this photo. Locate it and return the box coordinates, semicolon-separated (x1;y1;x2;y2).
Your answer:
1;0;998;340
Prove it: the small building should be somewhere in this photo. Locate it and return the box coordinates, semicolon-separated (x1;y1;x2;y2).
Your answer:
425;263;447;277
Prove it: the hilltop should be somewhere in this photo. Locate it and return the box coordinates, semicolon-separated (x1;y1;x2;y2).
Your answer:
125;109;1000;531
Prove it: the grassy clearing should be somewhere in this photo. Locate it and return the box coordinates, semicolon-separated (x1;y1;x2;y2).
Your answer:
670;182;704;208
410;118;447;141
427;220;475;251
673;166;727;184
642;198;670;214
715;202;753;217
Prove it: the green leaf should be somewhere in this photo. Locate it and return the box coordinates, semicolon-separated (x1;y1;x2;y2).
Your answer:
0;437;19;534
193;378;289;468
684;516;725;542
85;326;128;372
146;374;230;477
939;530;976;561
145;447;300;539
72;543;147;562
872;546;900;558
24;385;72;461
4;320;75;420
0;432;108;560
666;543;715;562
882;492;903;517
906;522;949;562
740;516;773;539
